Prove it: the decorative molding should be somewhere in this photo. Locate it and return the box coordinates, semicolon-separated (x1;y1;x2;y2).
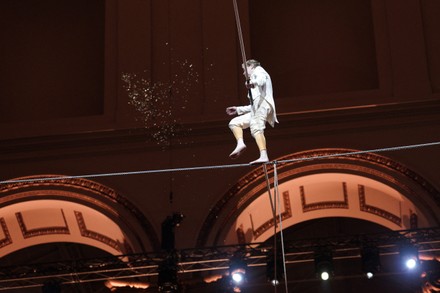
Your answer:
250;191;292;239
0;176;119;203
16;210;70;239
198;148;440;246
0;175;160;251
0;218;12;249
358;185;402;226
74;211;123;253
300;182;349;212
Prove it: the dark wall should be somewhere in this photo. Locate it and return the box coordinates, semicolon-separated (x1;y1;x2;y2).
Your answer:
0;0;439;139
0;0;105;123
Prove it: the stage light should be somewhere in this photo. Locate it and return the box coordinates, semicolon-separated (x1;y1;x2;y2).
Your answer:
361;246;380;279
321;271;330;281
406;258;417;269
314;248;334;281
231;269;245;284
266;251;283;286
229;256;247;289
400;245;419;271
270;279;280;286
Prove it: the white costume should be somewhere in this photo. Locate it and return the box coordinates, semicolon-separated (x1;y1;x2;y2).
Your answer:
229;66;278;137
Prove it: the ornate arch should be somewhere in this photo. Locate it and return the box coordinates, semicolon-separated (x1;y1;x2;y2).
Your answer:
197;149;440;246
0;175;160;257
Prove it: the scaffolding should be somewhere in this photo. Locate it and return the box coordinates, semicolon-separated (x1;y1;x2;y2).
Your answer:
0;227;439;291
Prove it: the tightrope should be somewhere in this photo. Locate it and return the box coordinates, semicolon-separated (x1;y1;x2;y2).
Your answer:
279;141;440;164
1;141;439;185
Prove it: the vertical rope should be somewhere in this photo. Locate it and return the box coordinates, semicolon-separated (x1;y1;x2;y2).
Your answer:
263;165;277;222
232;0;254;105
273;162;289;293
263;165;278;293
232;0;248;80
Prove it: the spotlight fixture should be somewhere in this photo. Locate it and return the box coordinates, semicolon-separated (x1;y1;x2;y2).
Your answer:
361;245;381;279
400;244;419;271
161;212;185;251
314;248;334;281
229;255;247;290
158;254;179;292
320;270;330;281
231;269;245;284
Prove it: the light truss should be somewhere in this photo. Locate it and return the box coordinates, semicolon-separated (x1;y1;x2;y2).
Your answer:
0;227;439;290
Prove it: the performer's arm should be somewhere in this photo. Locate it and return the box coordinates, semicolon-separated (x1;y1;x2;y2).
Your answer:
226;105;252;116
236;105;252;115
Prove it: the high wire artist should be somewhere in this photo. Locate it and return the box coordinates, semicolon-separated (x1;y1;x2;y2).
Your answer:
226;59;278;164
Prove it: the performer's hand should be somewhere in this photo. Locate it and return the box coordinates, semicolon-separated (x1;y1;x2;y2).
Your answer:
245;80;255;89
226;107;237;115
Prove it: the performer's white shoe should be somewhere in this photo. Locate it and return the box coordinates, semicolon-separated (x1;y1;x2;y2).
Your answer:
229;141;247;159
250;150;269;164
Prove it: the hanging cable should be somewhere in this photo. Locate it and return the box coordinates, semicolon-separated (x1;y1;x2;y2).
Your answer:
232;0;253;105
232;0;248;80
264;163;288;292
263;164;277;223
273;162;289;293
263;164;278;292
279;141;440;164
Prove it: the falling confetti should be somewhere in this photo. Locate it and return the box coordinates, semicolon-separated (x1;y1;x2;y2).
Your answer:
122;60;199;146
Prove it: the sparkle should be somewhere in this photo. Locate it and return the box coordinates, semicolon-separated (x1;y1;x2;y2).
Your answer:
122;61;199;146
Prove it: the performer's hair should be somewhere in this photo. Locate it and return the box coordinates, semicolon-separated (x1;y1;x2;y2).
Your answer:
245;59;260;68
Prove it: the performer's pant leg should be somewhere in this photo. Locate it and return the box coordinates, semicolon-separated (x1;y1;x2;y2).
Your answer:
229;113;251;131
250;103;270;137
249;103;271;163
